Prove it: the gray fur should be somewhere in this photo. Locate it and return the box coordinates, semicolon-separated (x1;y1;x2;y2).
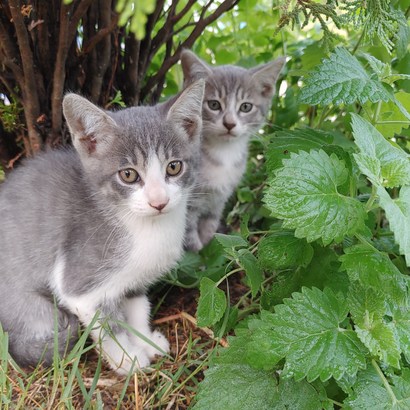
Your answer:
0;80;204;370
180;50;285;250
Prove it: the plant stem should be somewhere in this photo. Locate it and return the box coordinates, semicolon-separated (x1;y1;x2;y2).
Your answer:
329;398;344;407
351;29;365;55
371;359;398;406
365;185;378;212
316;105;335;129
216;267;243;287
355;233;378;252
376;121;410;125
372;100;383;125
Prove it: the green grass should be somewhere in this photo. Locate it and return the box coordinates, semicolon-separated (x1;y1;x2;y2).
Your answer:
0;307;218;409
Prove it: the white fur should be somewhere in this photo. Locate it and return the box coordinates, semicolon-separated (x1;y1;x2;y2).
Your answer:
201;137;249;193
51;154;187;373
124;295;170;356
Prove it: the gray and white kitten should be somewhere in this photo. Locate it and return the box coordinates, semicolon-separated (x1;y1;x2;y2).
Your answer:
180;50;285;251
0;80;204;374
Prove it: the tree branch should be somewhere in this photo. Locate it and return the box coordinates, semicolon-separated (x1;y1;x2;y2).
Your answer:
150;0;195;56
81;12;118;56
141;0;239;102
50;2;70;145
50;0;93;145
130;0;166;103
9;0;42;155
0;22;25;85
89;0;114;103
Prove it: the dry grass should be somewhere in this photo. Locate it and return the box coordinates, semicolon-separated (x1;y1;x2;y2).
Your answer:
1;287;226;409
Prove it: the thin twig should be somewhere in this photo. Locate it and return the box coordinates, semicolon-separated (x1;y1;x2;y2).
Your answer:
141;0;239;101
9;0;42;154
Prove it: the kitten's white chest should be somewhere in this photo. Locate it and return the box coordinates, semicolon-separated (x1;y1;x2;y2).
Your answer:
120;212;185;287
201;137;248;192
55;208;186;318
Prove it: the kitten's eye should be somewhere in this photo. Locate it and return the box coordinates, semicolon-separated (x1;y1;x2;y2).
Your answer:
240;102;253;113
208;100;221;111
119;168;140;183
166;161;183;177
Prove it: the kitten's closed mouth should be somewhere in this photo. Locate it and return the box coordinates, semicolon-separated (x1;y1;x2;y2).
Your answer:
150;209;169;217
222;133;238;139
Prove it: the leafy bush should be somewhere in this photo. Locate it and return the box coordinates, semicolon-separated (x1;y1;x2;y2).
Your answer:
166;2;410;408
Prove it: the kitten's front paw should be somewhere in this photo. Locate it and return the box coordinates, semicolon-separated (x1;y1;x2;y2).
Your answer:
145;329;170;359
110;353;151;376
184;231;204;252
198;217;219;247
102;337;152;375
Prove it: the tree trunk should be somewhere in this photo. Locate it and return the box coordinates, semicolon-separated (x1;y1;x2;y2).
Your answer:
0;0;238;166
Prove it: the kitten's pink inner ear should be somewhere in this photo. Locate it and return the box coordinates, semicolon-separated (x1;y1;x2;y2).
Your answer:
262;84;273;98
182;118;198;137
80;134;97;155
72;118;85;135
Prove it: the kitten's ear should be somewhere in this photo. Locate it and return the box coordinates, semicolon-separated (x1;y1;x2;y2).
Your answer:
63;93;118;157
250;57;286;98
167;79;205;141
180;50;212;85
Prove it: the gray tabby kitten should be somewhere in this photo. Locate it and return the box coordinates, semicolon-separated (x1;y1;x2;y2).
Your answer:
0;80;204;374
180;50;285;251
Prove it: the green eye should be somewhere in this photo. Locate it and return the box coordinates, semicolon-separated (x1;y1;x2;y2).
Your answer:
208;100;221;111
119;168;140;183
240;102;253;113
166;161;183;176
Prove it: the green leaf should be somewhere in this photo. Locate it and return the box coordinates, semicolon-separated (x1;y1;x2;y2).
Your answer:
397;21;410;60
300;245;349;295
370;92;410;138
264;149;366;245
392;93;410;122
391;369;410;407
377;185;410;266
258;231;314;270
236;249;263;298
384;74;410;84
300;48;391;105
246;311;287;370
351;114;410;187
345;366;391;409
116;0;156;39
361;53;391;79
239;214;250;239
266;128;333;172
339;245;408;306
237;186;255;203
197;278;227;327
193;335;276;410
260;246;348;310
348;283;401;368
345;366;410;409
193;363;278;410
214;233;248;250
194;336;326;410
247;288;367;382
393;306;410;362
260;272;302;311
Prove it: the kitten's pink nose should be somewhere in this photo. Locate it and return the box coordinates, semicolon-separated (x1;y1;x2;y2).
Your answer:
149;200;169;211
223;121;236;131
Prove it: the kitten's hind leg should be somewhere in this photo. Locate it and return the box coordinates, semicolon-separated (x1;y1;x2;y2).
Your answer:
6;293;80;368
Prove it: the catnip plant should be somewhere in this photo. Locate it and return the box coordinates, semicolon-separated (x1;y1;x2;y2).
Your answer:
183;4;410;407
